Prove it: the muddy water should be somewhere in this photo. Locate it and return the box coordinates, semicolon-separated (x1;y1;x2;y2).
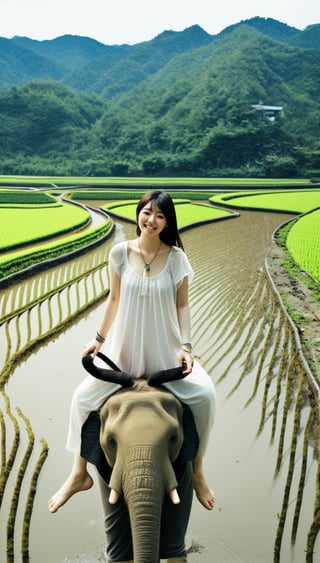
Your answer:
1;210;319;563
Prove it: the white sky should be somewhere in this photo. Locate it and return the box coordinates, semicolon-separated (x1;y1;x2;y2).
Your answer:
0;0;319;45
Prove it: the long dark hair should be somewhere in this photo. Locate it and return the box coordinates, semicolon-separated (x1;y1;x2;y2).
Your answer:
136;190;184;249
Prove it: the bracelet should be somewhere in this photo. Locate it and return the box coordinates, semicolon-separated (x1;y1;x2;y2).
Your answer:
95;331;106;343
181;342;192;353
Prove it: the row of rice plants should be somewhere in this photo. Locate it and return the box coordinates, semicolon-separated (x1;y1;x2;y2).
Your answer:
0;190;57;205
0;222;111;280
0;244;107;326
0;255;109;558
70;190;215;201
189;236;320;559
0;175;311;187
286;209;320;282
210;189;320;285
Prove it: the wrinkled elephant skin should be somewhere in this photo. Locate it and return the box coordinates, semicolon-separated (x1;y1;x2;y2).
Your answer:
99;380;189;563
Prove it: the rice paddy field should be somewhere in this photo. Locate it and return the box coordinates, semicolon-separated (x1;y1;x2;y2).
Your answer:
210;189;320;282
0;175;311;188
1;183;320;283
0;204;90;252
0;190;112;280
286;209;320;282
103;199;234;229
1;177;320;562
210;189;320;214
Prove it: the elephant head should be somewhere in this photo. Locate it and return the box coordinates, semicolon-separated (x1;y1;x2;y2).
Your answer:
100;382;184;562
82;353;190;563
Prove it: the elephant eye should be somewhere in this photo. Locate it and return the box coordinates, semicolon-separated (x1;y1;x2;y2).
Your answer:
108;436;117;450
169;434;177;443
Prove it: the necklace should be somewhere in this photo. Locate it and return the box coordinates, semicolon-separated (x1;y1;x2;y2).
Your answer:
138;240;162;272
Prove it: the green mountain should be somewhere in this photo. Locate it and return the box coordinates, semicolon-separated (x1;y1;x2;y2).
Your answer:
289;24;320;50
0;81;107;174
63;25;213;98
0;37;65;88
11;34;112;71
220;16;299;42
0;18;319;178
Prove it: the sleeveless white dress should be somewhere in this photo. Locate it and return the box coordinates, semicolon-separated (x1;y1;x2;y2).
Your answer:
66;241;216;455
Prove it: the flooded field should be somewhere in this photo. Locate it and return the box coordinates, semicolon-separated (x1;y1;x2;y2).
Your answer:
1;210;319;562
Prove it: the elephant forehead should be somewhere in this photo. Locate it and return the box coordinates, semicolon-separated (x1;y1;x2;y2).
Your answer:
100;384;182;419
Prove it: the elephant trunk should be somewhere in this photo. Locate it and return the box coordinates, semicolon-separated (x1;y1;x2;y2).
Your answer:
118;444;177;563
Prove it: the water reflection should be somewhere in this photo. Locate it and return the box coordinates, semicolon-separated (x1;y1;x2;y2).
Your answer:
0;212;319;562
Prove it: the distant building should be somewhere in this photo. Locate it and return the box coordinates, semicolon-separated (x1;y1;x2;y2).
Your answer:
251;103;283;121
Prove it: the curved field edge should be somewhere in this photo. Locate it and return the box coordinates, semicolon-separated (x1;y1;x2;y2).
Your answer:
0;203;91;252
210;190;320;283
69;190;215;201
102;200;237;229
1;184;319;286
0;220;113;283
209;189;320;214
286;209;320;283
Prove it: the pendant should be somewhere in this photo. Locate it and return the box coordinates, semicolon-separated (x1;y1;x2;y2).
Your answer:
141;278;149;297
144;263;151;272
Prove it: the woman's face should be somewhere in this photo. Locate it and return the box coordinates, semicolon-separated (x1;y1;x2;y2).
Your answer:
138;202;168;238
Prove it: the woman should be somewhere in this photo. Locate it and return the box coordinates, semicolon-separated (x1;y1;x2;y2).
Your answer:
49;190;216;513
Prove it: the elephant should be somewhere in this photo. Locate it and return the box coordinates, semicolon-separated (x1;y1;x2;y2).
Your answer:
81;352;199;563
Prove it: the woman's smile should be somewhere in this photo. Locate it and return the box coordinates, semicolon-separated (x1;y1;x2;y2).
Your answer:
139;203;167;236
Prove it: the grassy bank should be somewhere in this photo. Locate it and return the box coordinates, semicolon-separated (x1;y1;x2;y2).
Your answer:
0;175;312;188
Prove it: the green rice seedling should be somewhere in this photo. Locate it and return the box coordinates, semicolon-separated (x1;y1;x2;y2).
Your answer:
15;315;21;353
0;409;5;472
274;367;306;558
258;309;284;435
291;409;313;543
21;438;49;560
6;407;35;560
0;393;20;509
271;321;290;443
37;302;42;335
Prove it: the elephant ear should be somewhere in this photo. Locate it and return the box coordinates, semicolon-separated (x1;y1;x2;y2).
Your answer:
147;365;187;386
82;353;134;388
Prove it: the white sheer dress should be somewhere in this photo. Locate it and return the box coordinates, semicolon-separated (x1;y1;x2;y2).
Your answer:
66;241;216;455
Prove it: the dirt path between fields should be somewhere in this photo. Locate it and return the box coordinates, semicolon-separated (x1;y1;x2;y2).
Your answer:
266;240;320;384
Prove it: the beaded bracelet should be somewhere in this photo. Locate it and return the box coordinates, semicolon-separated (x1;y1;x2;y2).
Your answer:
95;331;106;343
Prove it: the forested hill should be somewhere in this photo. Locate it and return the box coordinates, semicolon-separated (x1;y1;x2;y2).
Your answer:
0;17;319;178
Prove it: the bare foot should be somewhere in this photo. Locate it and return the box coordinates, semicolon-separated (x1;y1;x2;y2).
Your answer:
48;471;93;513
193;473;216;510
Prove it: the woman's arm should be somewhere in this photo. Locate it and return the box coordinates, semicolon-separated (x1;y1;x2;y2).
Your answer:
176;276;193;374
82;260;121;357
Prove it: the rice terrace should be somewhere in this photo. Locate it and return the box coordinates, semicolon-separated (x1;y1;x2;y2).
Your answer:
1;175;320;562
